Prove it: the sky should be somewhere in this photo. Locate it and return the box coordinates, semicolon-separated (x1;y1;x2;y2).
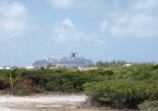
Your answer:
0;0;158;67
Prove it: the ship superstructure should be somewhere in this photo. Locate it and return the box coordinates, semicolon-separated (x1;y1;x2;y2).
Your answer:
32;53;93;68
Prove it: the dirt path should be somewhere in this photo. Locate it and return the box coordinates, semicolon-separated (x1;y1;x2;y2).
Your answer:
0;94;138;111
0;94;101;111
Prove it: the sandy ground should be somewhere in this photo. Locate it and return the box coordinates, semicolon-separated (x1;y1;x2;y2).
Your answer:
0;94;138;111
0;94;101;111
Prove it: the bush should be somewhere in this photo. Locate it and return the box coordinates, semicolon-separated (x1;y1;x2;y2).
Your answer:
151;64;158;70
84;80;152;108
1;63;158;110
31;70;105;92
139;100;158;110
0;78;10;90
13;87;32;96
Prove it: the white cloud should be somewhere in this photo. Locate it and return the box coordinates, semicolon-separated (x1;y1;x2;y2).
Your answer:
101;20;108;31
109;14;158;37
52;18;105;46
48;0;89;9
62;18;75;28
101;0;158;38
48;0;74;9
132;0;158;10
0;1;30;38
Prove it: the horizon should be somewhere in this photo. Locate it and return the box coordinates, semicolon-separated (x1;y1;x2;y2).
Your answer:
0;0;158;67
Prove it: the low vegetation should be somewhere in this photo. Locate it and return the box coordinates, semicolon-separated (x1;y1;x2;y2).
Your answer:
0;63;158;110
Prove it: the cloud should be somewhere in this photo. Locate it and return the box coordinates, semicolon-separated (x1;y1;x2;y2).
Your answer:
62;18;75;28
110;14;158;37
52;18;105;46
101;20;108;31
132;0;158;10
0;1;31;38
48;0;88;9
48;0;74;9
101;0;158;38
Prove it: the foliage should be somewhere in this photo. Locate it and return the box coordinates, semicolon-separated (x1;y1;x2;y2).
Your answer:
139;100;158;111
13;87;32;96
84;63;158;108
84;80;150;108
31;69;107;92
96;60;127;68
0;63;158;109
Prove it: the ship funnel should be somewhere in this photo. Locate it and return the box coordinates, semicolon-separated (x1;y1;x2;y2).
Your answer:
71;52;77;58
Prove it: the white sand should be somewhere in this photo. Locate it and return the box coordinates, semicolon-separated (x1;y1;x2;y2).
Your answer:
0;94;88;111
0;94;87;103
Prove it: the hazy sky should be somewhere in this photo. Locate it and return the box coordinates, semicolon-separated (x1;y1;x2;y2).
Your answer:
0;0;158;67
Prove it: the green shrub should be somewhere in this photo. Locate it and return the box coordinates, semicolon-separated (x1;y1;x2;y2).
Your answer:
139;100;158;110
151;64;158;70
13;87;32;96
84;80;149;108
0;79;5;89
0;78;10;90
1;63;158;110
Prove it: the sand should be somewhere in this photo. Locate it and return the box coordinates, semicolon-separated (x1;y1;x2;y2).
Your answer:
0;94;90;111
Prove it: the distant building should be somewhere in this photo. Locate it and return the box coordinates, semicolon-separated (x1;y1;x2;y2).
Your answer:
0;66;16;70
78;67;97;71
123;64;132;67
26;66;35;70
5;67;11;70
49;66;57;69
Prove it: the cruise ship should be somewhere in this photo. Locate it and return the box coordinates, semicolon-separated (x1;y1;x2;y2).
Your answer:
32;53;93;68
